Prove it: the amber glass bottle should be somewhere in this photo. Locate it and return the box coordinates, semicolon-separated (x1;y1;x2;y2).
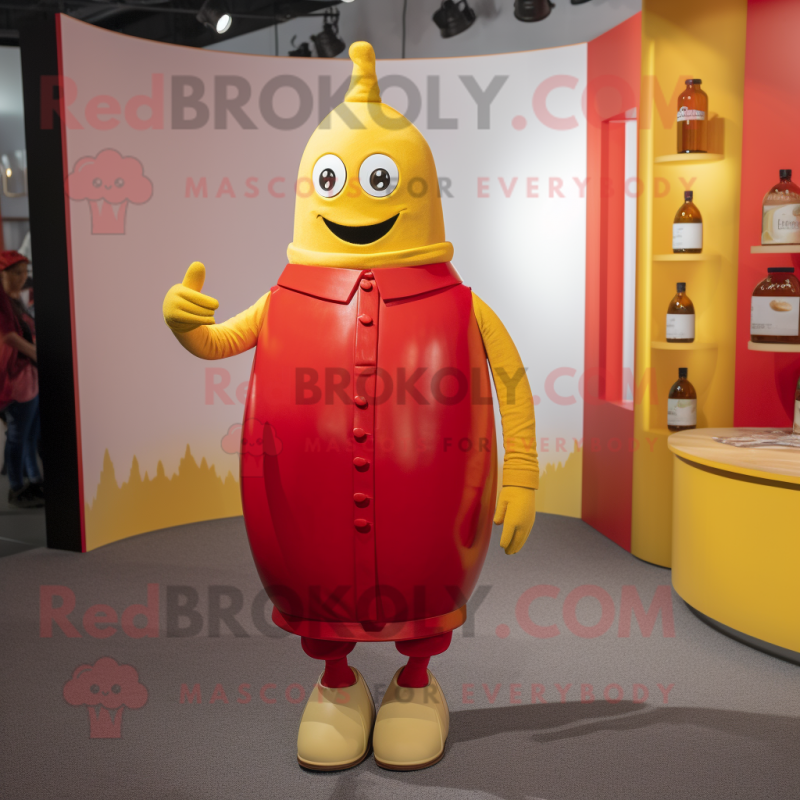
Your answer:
673;191;703;253
668;367;697;432
666;283;695;343
750;267;800;344
794;374;800;435
677;79;708;153
761;169;800;245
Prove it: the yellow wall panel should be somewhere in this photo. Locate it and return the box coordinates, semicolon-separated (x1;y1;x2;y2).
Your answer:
632;0;748;566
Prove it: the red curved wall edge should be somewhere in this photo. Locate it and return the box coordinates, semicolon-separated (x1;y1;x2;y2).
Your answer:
581;13;642;551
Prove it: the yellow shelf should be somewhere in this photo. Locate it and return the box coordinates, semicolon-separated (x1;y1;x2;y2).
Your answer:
653;253;719;262
750;245;800;254
654;153;724;164
747;341;800;353
652;341;717;351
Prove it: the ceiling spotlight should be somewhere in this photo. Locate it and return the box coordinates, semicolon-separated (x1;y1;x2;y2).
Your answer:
288;36;313;57
196;0;232;34
311;8;346;58
514;0;553;22
571;0;592;4
433;0;476;38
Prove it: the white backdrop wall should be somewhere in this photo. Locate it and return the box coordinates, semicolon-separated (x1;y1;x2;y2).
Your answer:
58;15;587;547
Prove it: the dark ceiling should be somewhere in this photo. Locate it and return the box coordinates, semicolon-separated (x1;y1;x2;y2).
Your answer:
0;0;342;49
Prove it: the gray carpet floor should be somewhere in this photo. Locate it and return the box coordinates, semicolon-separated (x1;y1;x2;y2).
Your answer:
1;513;798;800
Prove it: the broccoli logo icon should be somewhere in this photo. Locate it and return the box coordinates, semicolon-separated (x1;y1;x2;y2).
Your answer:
63;656;148;739
66;149;153;235
222;419;283;478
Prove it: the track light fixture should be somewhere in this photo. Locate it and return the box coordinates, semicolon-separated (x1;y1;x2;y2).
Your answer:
311;8;346;58
433;0;476;38
514;0;553;22
196;0;232;35
571;0;592;4
288;36;312;57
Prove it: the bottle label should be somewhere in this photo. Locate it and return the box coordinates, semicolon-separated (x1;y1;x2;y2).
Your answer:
673;223;703;250
750;296;800;336
762;204;800;244
666;313;695;340
668;398;697;427
677;106;706;122
794;399;800;435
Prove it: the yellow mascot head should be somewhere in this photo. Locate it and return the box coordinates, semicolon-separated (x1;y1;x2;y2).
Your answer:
287;42;453;269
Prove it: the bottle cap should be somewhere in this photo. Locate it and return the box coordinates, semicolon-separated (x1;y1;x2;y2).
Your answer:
780;169;792;179
677;282;686;292
768;267;795;273
679;368;688;378
684;190;693;201
685;79;702;85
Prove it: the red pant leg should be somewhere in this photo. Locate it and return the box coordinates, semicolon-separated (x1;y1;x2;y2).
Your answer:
301;637;356;688
395;631;452;687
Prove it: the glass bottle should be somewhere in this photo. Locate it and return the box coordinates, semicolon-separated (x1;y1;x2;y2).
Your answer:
666;283;695;343
677;79;708;154
750;267;800;344
761;169;800;245
673;191;703;253
668;367;697;432
794;374;800;435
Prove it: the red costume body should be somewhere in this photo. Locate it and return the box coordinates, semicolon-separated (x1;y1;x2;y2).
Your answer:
241;261;497;644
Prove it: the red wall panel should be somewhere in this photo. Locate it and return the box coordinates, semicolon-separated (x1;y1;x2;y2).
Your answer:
734;0;800;426
582;13;641;551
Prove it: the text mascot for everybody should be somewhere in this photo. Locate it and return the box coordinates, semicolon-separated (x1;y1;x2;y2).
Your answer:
163;42;539;772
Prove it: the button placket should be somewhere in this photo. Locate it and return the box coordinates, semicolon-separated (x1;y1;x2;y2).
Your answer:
353;270;379;621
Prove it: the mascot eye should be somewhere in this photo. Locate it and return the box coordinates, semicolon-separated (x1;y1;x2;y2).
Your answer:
111;684;121;694
90;684;100;694
92;177;102;188
114;178;125;188
359;154;399;198
312;154;346;198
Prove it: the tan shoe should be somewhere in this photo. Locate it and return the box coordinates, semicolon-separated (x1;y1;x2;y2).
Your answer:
373;668;449;770
297;668;375;771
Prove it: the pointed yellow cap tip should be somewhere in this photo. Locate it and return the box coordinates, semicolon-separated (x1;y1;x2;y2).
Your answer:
345;41;381;103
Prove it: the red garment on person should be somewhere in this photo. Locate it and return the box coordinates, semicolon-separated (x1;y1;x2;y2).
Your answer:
241;262;497;642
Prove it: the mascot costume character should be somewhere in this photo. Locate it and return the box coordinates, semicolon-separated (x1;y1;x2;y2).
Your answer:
163;42;538;772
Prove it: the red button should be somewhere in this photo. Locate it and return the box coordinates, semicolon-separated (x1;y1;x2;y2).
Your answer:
358;314;373;325
360;279;373;291
354;395;367;407
353;457;368;468
354;519;370;530
354;493;368;503
363;271;374;279
353;427;366;439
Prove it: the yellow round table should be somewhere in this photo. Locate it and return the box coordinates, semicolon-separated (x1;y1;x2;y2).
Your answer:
668;427;800;664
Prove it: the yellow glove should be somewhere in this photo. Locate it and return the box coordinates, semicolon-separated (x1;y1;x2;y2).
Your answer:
163;262;219;334
493;486;536;555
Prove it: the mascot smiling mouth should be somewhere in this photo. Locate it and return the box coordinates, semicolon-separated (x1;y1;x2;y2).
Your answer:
322;214;399;245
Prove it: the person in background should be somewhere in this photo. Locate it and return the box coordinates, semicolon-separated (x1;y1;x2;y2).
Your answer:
0;250;44;508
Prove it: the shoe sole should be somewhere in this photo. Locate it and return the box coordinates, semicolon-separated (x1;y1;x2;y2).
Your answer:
298;740;373;772
374;743;446;771
9;500;41;509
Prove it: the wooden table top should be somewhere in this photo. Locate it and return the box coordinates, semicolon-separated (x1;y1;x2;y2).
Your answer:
667;427;800;485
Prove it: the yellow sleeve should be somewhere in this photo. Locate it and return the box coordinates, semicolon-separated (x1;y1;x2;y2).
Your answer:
173;292;270;360
472;292;539;490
